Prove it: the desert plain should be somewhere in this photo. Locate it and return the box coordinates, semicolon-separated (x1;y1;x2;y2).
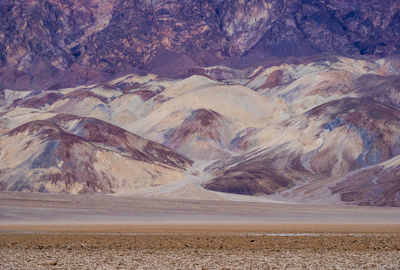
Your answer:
1;192;400;269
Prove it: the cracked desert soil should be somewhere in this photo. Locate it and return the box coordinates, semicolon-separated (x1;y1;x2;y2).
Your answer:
1;228;400;270
1;192;400;269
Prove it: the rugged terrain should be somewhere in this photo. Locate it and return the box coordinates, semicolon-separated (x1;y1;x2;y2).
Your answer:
2;2;400;269
1;55;400;206
2;0;400;90
1;1;400;207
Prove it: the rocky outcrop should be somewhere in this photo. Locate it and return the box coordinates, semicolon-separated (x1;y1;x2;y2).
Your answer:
2;0;400;90
204;155;297;196
164;109;232;160
331;158;400;207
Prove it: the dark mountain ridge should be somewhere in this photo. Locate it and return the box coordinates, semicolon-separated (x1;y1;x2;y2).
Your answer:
1;0;400;90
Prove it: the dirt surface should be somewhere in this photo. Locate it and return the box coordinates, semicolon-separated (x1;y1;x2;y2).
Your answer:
1;192;400;269
1;229;400;269
2;223;400;234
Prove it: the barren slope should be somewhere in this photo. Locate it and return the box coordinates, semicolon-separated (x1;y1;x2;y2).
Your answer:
0;114;191;194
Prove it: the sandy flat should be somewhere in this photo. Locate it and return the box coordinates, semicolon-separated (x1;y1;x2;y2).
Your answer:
2;223;400;234
1;192;400;269
1;191;400;224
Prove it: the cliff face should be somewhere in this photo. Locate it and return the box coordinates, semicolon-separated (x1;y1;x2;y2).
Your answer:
1;0;400;90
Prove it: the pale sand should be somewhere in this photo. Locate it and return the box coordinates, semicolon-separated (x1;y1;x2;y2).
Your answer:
2;191;400;224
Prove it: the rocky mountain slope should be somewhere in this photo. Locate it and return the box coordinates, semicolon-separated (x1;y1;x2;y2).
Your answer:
1;1;400;206
0;114;191;194
1;55;400;205
2;0;400;90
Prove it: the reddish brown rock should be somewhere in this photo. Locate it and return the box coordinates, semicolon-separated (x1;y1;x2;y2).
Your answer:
331;163;400;207
19;92;63;108
164;109;231;160
259;70;284;90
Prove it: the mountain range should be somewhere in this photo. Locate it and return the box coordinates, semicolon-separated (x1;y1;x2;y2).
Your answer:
2;0;400;90
1;0;400;206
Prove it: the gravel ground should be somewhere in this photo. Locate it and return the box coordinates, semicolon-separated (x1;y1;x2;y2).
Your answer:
1;233;400;270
